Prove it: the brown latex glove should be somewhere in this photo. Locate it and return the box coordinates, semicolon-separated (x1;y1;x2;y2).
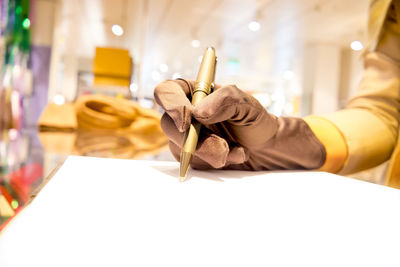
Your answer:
154;79;326;171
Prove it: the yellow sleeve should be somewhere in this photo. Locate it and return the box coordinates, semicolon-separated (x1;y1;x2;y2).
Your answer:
316;107;397;174
305;51;400;175
305;106;397;175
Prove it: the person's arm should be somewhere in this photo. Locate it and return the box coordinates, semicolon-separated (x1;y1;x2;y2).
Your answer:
305;0;400;175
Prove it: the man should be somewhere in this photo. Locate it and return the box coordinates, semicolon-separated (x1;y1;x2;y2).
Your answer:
154;0;400;188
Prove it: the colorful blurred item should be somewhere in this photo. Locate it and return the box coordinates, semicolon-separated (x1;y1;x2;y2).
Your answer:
8;163;43;203
92;47;132;97
0;163;43;231
38;95;168;158
0;88;12;129
0;0;31;130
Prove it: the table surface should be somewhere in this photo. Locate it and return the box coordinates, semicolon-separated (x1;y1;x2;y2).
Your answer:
1;156;400;267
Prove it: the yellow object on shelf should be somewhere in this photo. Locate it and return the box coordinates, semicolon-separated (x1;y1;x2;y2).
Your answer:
93;47;132;87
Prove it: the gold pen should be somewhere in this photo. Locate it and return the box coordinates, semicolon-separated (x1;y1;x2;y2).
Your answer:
179;47;217;180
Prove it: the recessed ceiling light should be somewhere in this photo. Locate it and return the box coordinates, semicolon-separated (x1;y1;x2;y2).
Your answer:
248;21;260;32
191;39;200;48
350;40;363;51
159;64;169;73
112;24;124;36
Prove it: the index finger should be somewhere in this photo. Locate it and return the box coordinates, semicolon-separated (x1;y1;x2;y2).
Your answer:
154;79;195;132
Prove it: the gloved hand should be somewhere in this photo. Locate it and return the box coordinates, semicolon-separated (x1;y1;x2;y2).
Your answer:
154;79;326;171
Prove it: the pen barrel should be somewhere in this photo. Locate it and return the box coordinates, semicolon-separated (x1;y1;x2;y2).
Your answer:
182;89;208;153
194;47;216;95
181;121;201;153
180;47;216;171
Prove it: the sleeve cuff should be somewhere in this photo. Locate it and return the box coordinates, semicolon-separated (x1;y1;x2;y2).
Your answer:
304;116;348;173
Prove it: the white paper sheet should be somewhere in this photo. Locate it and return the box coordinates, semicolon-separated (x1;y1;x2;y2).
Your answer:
1;155;400;267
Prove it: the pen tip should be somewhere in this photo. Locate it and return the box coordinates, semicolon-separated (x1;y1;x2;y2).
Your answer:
179;152;192;181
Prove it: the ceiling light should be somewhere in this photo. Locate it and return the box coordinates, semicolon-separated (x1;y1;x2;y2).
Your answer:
350;40;363;51
112;24;124;36
191;39;200;48
248;21;261;32
159;64;169;73
172;72;181;79
152;71;161;81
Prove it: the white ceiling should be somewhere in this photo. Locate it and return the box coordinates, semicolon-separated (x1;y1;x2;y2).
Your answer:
54;0;370;96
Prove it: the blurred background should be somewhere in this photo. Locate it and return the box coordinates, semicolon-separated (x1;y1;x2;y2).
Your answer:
0;0;376;227
12;0;370;120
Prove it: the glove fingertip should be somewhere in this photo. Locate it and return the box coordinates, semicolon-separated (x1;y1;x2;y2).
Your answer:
196;134;229;169
227;146;249;165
